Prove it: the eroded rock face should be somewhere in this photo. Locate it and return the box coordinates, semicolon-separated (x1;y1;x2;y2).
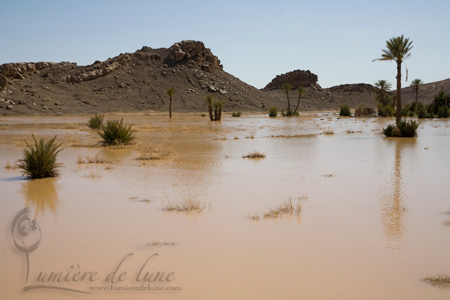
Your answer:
0;62;69;78
263;70;319;90
168;40;223;72
0;74;7;88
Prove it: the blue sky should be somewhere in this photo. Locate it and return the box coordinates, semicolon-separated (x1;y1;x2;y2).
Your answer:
1;0;449;88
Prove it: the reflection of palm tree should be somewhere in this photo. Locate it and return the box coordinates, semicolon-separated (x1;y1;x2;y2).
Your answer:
380;139;416;247
22;178;59;216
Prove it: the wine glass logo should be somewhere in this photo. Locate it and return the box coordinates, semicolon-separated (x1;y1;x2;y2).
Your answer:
11;207;42;283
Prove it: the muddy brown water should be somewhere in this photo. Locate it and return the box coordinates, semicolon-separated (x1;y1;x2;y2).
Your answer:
1;113;450;299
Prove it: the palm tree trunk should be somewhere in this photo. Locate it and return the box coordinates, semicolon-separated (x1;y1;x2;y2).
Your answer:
218;108;222;121
415;88;418;105
293;94;301;115
214;107;218;121
169;97;172;118
286;91;290;111
396;61;402;125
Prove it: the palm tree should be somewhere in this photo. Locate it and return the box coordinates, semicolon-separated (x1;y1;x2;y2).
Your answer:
166;87;175;118
374;80;392;106
282;83;293;111
293;86;304;115
409;78;423;105
373;35;413;125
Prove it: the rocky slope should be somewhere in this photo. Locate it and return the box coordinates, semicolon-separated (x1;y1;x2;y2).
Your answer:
0;41;277;115
401;78;450;104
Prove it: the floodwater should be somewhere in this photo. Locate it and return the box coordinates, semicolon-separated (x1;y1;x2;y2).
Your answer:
1;112;450;300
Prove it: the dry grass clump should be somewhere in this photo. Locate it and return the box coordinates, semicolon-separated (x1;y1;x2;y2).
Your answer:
323;174;334;178
243;151;266;159
424;275;450;288
138;238;177;250
263;198;302;219
163;194;206;213
129;196;152;203
136;146;173;161
84;172;101;179
322;128;335;135
5;162;19;170
247;212;260;221
63;123;79;129
77;154;113;164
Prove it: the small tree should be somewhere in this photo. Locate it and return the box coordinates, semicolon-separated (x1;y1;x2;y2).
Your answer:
293;87;304;115
205;94;223;121
166;87;175;118
282;83;293;111
410;78;423;105
205;94;214;121
374;80;392;106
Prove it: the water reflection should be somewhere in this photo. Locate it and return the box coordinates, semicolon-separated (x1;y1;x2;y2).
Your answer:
381;138;416;248
22;178;59;217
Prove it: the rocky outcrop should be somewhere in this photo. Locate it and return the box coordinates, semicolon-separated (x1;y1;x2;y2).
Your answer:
0;62;76;79
328;83;374;93
0;74;7;88
167;40;223;72
263;70;319;90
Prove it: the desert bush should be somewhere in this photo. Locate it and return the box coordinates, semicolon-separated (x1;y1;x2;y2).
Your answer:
232;111;242;117
438;106;450;118
416;102;429;118
87;114;104;129
17;135;63;179
269;106;278;117
98;119;135;145
383;119;419;137
378;103;396;117
339;104;351;116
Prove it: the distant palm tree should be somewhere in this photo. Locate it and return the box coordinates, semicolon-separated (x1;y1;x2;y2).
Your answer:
166;87;175;118
282;83;293;111
373;35;413;125
293;86;304;115
410;78;423;104
374;80;392;106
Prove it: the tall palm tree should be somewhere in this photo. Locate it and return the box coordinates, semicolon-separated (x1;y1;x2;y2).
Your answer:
166;87;175;118
409;78;423;104
293;86;304;115
282;83;293;111
374;80;392;106
373;35;413;125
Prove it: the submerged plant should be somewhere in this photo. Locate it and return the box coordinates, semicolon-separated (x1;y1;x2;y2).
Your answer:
98;119;135;145
339;104;351;116
87;113;104;129
268;106;278;118
383;119;419;137
17;135;63;179
232;111;242;117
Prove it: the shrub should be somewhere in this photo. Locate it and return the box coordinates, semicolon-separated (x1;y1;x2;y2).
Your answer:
98;119;135;145
383;119;419;137
269;106;278;117
438;106;450;118
378;103;395;117
232;111;241;117
339;104;351;116
416;102;429;118
401;104;414;117
87;114;104;129
17;135;63;179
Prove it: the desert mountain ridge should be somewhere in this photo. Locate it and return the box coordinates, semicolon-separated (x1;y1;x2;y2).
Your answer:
0;40;447;116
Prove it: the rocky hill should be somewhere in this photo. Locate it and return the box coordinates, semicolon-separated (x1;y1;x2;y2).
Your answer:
0;41;278;115
401;78;450;104
263;69;319;90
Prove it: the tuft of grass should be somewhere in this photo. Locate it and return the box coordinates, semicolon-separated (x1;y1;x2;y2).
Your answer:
323;128;334;135
268;106;278;117
243;151;266;159
136;146;173;161
264;198;302;219
17;135;63;179
163;194;206;213
98;119;135;145
339;104;351;116
87;114;104;129
424;275;450;288
5;162;18;170
200;113;206;117
77;154;112;164
248;212;260;221
232;111;242;117
63;123;79;129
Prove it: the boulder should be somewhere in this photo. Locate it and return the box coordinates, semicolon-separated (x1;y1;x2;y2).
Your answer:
167;40;223;72
354;107;375;117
